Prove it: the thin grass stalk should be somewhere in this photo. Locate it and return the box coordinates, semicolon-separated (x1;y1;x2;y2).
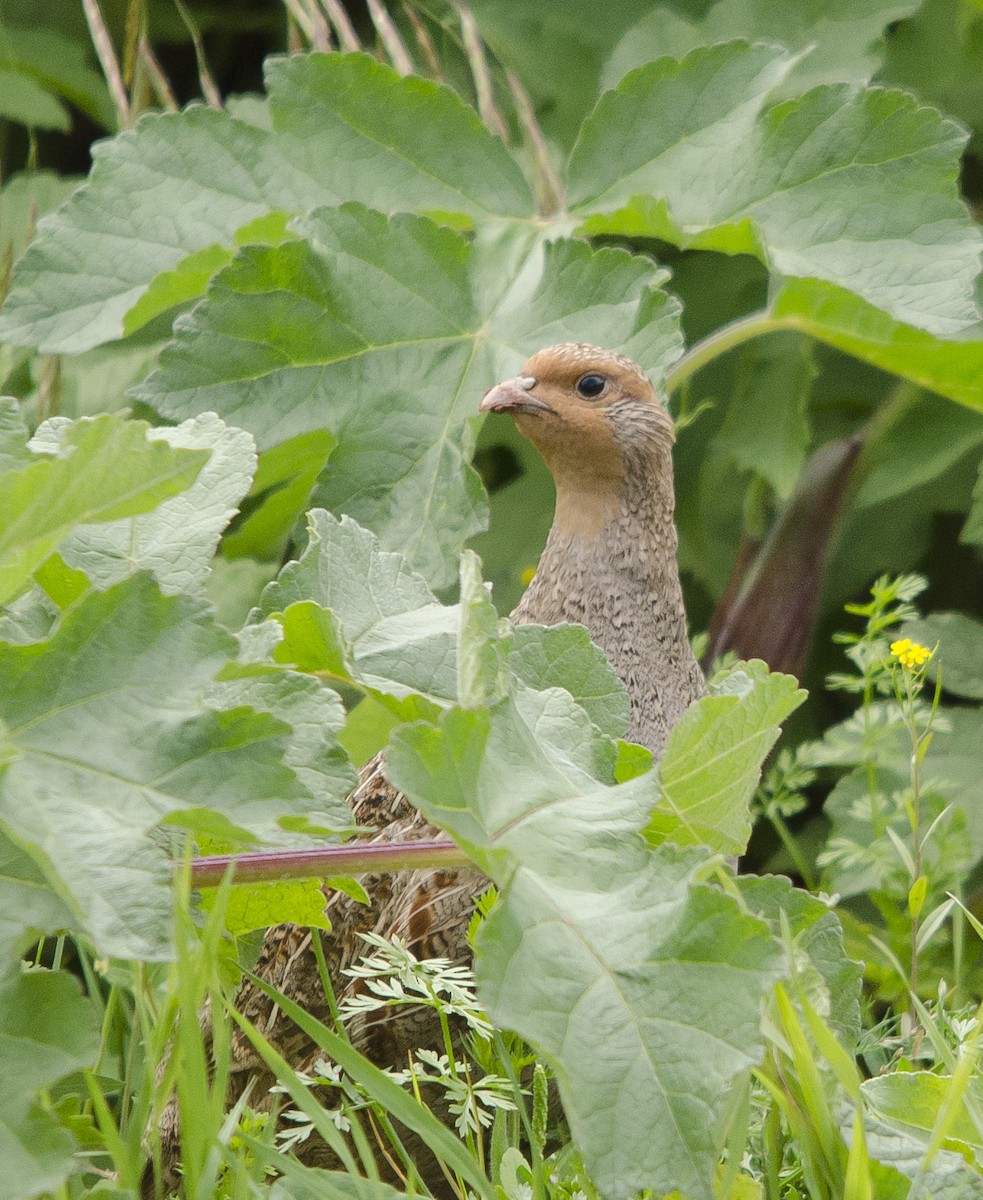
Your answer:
82;0;131;127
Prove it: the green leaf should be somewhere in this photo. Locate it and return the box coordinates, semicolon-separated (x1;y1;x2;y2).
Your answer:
200;876;330;936
0;53;531;353
605;0;922;99
860;1074;983;1196
457;549;511;707
509;623;630;739
135;207;680;586
264;52;531;219
739;874;861;1047
964;458;983;546
856;392;983;508
464;0;653;146
880;0;983;152
0;968;100;1199
0;398;30;473
31;413;256;595
222;429;335;562
572;42;982;336
0;65;70;130
863;1072;983;1155
714;331;815;498
0;830;78;959
0;414;208;606
0;171;78;265
261;510;459;703
387;690;783;1200
648;660;806;855
771;279;983;413
0;22;113;128
905;611;983;700
0;574;354;959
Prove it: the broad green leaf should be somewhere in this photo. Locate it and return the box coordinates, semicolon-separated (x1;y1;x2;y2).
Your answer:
714;331;815;497
880;0;983;151
648;660;806;855
201;877;330;936
123;210;300;337
261;510;459;703
0;171;78;264
0;414;208;606
387;690;783;1200
965;460;983;546
0;53;532;353
207;667;356;830
863;1072;983;1155
0;22;113;128
222;429;335;562
0;398;30;472
855;392;983;508
457;550;511;707
509;623;630;739
605;0;921;98
0;574;354;959
859;1079;983;1197
31;413;256;595
572;42;983;336
135;207;681;586
465;0;654;146
265;52;531;219
905;611;983;700
0;830;78;959
262;512;639;744
739;874;862;1047
0;968;100;1199
0;65;69;129
771;279;983;412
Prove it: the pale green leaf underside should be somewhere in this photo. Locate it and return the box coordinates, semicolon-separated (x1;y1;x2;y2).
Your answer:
387;687;784;1200
35;413;257;596
572;41;982;336
0;53;531;354
0;575;354;959
135;212;681;586
0;970;99;1199
0;414;207;606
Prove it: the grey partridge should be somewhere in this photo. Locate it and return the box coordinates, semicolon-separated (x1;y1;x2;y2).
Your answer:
153;343;706;1192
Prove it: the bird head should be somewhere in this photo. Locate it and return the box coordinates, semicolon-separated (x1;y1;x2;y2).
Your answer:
479;344;674;536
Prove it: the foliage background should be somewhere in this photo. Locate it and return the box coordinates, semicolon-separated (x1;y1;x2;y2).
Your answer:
3;2;983;1198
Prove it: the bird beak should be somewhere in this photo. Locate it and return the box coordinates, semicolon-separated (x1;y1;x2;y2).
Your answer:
479;375;553;416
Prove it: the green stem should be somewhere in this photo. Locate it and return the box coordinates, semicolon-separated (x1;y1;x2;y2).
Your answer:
665;310;796;396
769;809;816;892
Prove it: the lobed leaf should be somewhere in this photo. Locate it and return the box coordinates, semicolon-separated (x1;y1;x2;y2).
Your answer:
572;42;983;336
387;687;784;1200
32;413;257;595
0;968;100;1200
0;54;531;354
649;660;806;855
0;414;208;606
135;208;680;586
0;574;354;959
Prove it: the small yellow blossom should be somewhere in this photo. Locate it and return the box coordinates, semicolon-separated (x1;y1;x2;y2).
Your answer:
520;566;537;587
890;637;931;668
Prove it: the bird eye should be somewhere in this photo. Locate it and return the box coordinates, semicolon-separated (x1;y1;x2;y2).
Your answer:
575;373;607;399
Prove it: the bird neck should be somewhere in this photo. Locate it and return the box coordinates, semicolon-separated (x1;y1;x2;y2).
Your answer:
511;418;706;754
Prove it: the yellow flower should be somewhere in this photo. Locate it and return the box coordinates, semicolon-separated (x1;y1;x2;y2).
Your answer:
520;566;537;587
890;637;931;668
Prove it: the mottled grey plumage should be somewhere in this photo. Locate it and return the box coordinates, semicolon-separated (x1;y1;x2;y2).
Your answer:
151;343;704;1193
